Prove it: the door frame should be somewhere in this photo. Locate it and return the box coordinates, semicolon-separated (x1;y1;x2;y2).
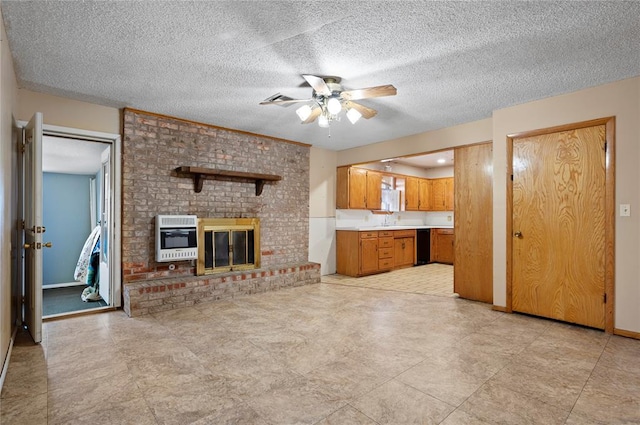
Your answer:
17;120;122;309
506;117;615;332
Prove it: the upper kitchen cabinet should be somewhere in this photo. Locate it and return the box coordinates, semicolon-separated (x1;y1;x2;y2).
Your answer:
405;176;433;211
404;176;419;211
431;177;454;211
418;178;432;211
336;166;382;210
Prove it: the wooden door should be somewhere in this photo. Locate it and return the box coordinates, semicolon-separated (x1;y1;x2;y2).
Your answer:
512;125;606;329
454;143;493;303
360;237;378;275
405;177;419;211
349;168;367;209
23;113;44;343
366;170;382;209
418;179;431;211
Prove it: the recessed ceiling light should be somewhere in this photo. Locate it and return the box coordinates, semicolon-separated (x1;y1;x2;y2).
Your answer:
437;158;446;164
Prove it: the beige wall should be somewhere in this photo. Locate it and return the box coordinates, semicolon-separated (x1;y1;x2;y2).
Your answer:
492;76;640;333
17;89;120;133
337;118;493;166
0;8;18;384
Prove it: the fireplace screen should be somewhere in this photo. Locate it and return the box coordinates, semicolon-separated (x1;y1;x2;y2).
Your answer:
198;218;260;274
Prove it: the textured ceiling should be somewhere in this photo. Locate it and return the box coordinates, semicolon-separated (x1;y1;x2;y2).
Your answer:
2;1;639;151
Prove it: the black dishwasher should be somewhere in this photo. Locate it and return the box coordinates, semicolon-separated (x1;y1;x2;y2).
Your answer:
416;229;431;265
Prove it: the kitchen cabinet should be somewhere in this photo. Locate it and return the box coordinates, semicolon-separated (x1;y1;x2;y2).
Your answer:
431;177;454;211
418;179;432;211
393;229;416;268
378;231;394;271
431;228;454;264
405;176;419;211
336;166;382;210
336;230;395;277
405;177;432;211
337;166;454;213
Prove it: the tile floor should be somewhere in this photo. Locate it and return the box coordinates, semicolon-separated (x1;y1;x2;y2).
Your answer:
323;263;455;297
1;267;639;424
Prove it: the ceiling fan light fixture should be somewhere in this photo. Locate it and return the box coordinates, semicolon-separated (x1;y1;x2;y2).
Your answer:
346;107;362;124
296;104;313;121
327;97;342;115
318;115;330;128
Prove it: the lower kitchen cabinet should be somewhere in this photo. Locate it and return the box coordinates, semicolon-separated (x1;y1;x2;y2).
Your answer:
378;232;394;271
393;230;416;269
337;230;394;277
431;228;454;264
336;229;416;277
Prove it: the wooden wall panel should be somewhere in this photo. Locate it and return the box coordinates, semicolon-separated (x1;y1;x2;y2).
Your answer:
454;143;493;303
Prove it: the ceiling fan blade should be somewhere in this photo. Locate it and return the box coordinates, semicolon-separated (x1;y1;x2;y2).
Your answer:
259;93;312;106
345;101;377;119
302;74;331;96
301;107;321;124
341;84;397;101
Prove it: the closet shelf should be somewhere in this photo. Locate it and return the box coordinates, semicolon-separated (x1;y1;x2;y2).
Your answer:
175;166;282;196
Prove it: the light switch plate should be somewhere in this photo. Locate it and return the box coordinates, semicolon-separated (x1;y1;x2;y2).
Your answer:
620;204;631;217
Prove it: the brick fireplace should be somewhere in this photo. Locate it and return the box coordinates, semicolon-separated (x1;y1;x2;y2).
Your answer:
121;108;319;316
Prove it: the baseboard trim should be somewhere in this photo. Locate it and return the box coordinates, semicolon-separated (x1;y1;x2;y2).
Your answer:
0;325;18;393
43;281;84;289
614;328;640;340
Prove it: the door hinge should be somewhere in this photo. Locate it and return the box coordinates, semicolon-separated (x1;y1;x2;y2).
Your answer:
603;293;607;303
510;174;514;181
604;142;607;152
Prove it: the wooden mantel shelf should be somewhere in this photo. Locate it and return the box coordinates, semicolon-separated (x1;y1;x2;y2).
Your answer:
175;166;282;195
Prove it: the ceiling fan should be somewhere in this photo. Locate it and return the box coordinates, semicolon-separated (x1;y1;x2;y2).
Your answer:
260;75;397;127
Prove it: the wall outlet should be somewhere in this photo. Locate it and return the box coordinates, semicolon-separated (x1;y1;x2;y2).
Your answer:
397;215;401;221
447;215;452;222
364;215;369;222
620;204;631;217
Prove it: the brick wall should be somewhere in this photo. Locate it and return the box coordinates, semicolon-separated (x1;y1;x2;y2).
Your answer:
122;109;311;282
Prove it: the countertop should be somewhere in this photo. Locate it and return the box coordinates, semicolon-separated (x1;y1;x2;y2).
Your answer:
336;225;453;231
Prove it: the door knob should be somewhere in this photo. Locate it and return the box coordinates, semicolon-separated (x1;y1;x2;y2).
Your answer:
23;243;31;249
43;242;53;248
514;231;523;238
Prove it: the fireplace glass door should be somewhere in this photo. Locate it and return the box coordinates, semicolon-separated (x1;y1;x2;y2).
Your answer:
198;218;260;275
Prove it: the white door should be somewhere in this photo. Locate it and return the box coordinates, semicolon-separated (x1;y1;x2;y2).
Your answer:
99;147;111;304
23;113;44;343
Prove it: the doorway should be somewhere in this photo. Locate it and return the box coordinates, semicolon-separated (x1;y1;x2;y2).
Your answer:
507;117;615;331
21;114;122;342
41;135;111;317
